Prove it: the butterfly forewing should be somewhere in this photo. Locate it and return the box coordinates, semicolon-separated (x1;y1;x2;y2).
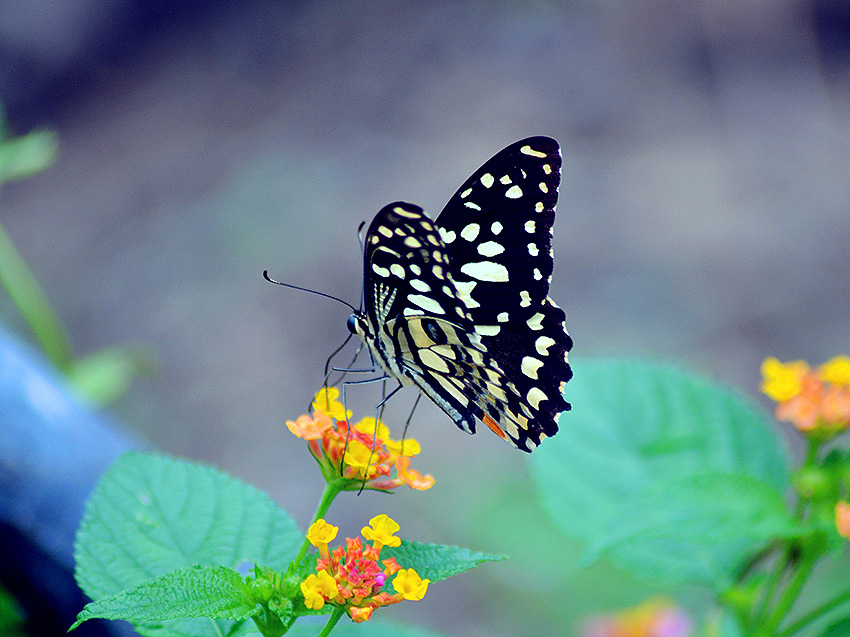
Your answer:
350;137;572;452
435;136;561;326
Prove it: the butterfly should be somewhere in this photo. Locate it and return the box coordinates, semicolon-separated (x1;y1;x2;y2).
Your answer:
346;137;572;452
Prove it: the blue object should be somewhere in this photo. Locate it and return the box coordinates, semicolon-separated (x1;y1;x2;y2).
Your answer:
0;325;143;636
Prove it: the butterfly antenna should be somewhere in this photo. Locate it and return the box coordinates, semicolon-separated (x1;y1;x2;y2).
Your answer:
356;221;367;311
263;270;358;313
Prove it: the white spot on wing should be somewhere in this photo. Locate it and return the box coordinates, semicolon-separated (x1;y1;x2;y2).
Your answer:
520;290;532;308
527;312;545;330
491;221;503;235
404;236;422;248
439;228;456;244
528;243;539;256
461;187;473;198
520;145;547;158
410;279;431;292
477;241;504;257
390;264;405;279
464;201;482;211
455;280;480;309
499;174;511;184
460;261;509;282
460;223;480;242
409;294;445;314
527;386;548;409
497;312;509;323
524;220;536;233
505;185;523;199
372;263;390;277
476;324;501;336
481;173;495;188
522;356;544;380
535;336;556;356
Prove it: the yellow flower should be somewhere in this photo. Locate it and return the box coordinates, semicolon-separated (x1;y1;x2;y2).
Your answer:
392;568;430;601
342;440;378;479
300;571;338;610
312;387;352;421
386;437;421;457
362;514;402;550
355;417;391;441
307;519;339;547
820;356;850;388
761;357;808;402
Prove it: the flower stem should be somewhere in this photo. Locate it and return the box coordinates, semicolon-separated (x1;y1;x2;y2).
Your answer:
761;545;820;634
316;607;345;637
751;547;790;630
777;586;850;637
293;480;344;566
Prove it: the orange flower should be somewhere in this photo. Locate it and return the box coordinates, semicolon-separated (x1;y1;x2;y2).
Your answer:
581;597;693;637
286;390;434;491
300;515;429;622
835;502;850;540
762;357;850;437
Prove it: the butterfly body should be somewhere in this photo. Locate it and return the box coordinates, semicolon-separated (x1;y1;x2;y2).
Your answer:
348;137;572;452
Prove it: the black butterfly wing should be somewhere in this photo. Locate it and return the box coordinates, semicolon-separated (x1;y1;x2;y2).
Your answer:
434;137;572;442
358;202;547;449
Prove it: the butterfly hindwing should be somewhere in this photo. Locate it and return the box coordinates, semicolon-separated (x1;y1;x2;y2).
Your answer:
350;137;572;451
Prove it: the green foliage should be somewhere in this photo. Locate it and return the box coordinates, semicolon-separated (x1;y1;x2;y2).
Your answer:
0;585;26;637
381;540;505;583
821;616;850;637
0;107;149;404
73;452;497;636
0;106;58;183
74;453;303;637
532;358;791;587
583;472;805;587
70;566;256;630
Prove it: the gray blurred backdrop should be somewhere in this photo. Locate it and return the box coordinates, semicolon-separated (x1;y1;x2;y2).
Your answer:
2;1;849;635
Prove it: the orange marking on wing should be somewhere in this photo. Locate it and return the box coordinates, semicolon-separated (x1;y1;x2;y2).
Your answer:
482;414;506;439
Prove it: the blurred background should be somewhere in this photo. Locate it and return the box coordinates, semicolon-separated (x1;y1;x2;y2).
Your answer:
1;0;849;635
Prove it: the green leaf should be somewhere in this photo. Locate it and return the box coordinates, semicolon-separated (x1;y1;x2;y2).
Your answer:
381;539;505;582
67;344;155;405
71;566;255;630
74;452;302;637
531;358;790;586
0;127;58;183
0;218;74;369
584;472;806;586
821;616;850;637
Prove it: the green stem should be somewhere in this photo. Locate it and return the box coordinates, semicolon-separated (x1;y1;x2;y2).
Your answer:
751;547;791;630
293;480;344;566
777;586;850;637
0;218;74;369
316;607;344;637
761;546;820;634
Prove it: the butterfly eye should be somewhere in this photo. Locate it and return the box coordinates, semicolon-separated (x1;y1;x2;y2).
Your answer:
347;314;359;335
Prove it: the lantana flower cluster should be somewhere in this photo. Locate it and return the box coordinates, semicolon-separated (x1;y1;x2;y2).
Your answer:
581;597;693;637
299;515;430;623
286;388;434;491
760;356;850;436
